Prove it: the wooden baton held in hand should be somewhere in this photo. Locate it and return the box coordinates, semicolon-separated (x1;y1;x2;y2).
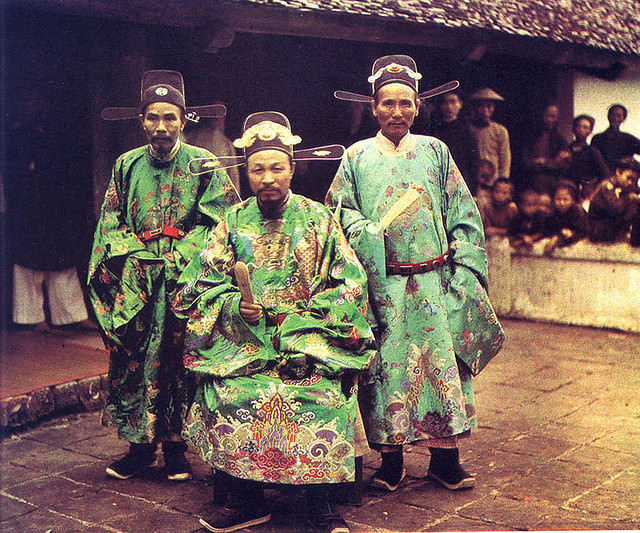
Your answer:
235;261;255;304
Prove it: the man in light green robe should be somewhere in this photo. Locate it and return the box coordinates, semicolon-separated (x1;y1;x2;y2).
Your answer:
326;55;504;492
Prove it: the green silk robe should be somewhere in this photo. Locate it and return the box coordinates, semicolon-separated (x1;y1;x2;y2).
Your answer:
88;142;239;443
325;132;504;446
173;193;376;484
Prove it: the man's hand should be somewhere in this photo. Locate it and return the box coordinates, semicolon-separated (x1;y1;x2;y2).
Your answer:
240;300;263;324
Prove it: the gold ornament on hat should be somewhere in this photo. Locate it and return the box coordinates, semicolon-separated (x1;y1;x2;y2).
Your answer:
233;121;302;149
155;87;169;96
368;63;423;84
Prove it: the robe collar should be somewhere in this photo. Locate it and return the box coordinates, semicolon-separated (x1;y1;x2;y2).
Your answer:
375;130;416;156
149;139;181;164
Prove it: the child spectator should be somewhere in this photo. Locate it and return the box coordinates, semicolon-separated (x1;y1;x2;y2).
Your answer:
566;115;609;202
479;178;518;238
544;180;588;255
508;189;547;250
588;155;640;243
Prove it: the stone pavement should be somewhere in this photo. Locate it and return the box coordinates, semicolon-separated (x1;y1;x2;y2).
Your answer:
1;318;638;532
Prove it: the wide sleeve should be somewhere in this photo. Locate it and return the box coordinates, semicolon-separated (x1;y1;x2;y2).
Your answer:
325;150;387;327
442;148;489;286
441;146;504;374
277;214;377;377
87;160;164;349
173;217;277;378
173;167;240;271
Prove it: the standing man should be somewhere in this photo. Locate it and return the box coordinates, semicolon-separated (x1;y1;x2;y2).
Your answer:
175;112;376;533
590;104;640;173
467;87;512;209
88;70;239;481
431;91;476;193
326;55;504;492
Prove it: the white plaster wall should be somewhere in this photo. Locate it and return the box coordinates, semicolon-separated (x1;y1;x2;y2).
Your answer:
573;66;640;140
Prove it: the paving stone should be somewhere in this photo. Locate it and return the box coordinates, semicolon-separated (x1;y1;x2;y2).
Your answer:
459;492;559;530
532;506;636;530
1;436;58;463
0;493;36;522
104;506;198;533
601;466;640;498
564;485;640;522
500;472;586;506
4;474;99;508
20;412;108;446
399;479;487;512
497;433;576;460
342;499;446;531
591;431;640;456
50;487;159;525
0;508;112;532
558;443;636;471
423;514;514;531
10;445;97;475
0;462;46;490
64;432;124;460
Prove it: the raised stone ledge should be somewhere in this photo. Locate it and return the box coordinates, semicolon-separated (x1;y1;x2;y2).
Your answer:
0;375;106;429
487;237;640;333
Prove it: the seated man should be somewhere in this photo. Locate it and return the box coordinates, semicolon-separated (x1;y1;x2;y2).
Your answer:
174;112;376;533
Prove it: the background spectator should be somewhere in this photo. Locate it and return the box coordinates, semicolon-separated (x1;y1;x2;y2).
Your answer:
566;114;609;203
431;91;476;192
479;178;518;238
590;104;640;172
544;180;588;255
521;104;570;196
467;87;511;209
508;189;547;250
588;156;640;243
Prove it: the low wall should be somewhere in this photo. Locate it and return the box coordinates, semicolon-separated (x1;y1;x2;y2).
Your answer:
486;237;640;333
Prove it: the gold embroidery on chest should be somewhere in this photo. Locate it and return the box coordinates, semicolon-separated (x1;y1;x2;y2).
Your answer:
254;231;291;271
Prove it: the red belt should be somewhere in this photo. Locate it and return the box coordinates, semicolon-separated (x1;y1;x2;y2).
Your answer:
140;225;186;242
387;248;451;276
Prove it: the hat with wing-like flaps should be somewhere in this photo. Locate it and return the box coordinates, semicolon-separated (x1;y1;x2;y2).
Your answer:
188;111;345;175
101;70;226;122
334;54;459;103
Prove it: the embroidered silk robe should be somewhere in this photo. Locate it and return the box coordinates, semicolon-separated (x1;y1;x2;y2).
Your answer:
325;132;503;446
173;193;376;484
88;143;239;443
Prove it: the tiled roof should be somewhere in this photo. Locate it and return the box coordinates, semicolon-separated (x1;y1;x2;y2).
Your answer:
223;0;640;57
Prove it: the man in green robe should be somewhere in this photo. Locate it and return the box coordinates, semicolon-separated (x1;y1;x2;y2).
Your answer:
88;70;239;481
174;112;376;533
326;56;504;492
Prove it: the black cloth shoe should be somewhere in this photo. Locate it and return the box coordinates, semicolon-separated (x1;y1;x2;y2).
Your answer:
307;500;350;533
162;441;192;481
370;450;405;491
199;505;271;533
427;447;475;490
106;443;158;480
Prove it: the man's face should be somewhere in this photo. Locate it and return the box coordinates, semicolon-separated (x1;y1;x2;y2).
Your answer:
608;106;626;129
573;119;593;142
247;149;294;208
473;100;495;125
372;83;419;145
140;102;185;156
440;93;462;123
542;105;559;130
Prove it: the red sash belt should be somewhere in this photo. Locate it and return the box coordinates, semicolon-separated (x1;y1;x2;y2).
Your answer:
387;248;451;276
140;225;186;242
